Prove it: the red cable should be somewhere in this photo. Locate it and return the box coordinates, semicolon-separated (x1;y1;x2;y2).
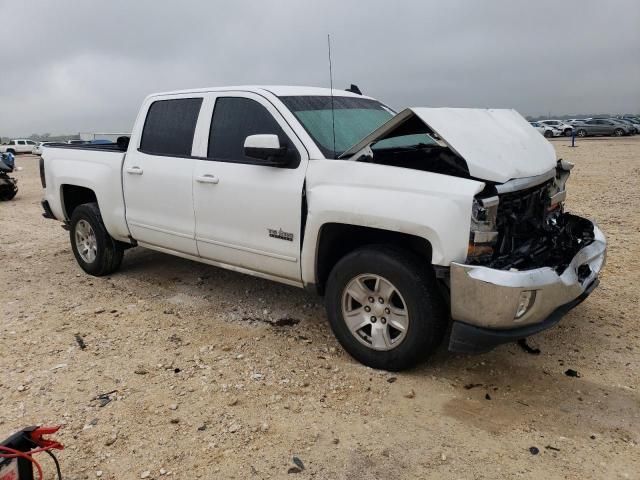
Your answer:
0;445;44;480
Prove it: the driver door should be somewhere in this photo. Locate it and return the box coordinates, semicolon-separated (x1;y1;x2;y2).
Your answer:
191;92;308;283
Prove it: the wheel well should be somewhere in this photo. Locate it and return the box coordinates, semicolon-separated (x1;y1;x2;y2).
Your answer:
61;185;97;220
315;223;433;295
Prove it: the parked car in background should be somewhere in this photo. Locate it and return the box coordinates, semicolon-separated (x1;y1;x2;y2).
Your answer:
620;115;640;126
33;141;58;156
567;118;589;125
573;119;632;137
529;121;562;138
609;118;638;134
538;120;573;136
0;139;37;154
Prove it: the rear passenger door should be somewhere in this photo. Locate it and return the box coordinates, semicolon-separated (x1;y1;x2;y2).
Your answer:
191;92;308;283
123;96;203;255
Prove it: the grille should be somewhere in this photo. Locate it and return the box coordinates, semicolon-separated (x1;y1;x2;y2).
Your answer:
495;180;552;256
498;181;551;233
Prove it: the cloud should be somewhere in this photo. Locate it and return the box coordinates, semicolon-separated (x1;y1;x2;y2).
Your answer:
0;0;638;136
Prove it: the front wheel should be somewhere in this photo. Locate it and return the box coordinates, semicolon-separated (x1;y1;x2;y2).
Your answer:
70;203;124;276
577;129;587;137
543;130;553;138
614;128;624;137
325;246;447;371
564;128;573;136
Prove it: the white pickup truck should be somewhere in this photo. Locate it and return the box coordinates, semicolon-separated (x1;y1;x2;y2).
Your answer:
40;86;606;370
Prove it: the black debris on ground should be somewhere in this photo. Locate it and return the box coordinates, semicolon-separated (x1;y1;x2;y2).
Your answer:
292;457;305;471
464;383;482;390
485;393;492;400
386;377;397;384
74;334;86;350
91;390;117;408
517;338;541;355
545;445;560;452
529;447;540;455
565;369;581;378
272;317;300;327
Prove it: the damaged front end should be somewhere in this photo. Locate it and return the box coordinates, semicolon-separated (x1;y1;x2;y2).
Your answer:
448;160;607;353
466;159;595;273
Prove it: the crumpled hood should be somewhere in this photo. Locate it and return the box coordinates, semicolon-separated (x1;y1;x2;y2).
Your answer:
341;107;557;183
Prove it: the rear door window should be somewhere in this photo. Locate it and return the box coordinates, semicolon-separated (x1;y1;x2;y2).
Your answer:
140;98;203;156
207;97;299;166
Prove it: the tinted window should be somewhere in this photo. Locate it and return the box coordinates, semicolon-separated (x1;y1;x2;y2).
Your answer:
208;97;298;165
26;140;36;145
18;141;26;145
140;98;203;156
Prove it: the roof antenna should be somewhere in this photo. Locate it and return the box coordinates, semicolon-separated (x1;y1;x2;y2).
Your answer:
327;34;336;159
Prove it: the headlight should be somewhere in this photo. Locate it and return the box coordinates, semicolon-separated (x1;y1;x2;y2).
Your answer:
467;196;499;260
547;159;572;213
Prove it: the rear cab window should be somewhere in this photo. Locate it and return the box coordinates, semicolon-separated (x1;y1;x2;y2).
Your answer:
140;98;203;156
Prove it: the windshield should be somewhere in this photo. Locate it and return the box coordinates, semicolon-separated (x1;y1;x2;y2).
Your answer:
280;95;398;158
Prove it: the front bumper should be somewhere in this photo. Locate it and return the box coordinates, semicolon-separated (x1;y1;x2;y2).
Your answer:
448;219;606;353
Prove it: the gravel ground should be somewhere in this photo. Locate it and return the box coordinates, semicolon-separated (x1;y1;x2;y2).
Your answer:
1;138;638;479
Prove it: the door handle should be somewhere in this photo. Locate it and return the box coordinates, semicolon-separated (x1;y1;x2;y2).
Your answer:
195;174;219;184
126;166;143;175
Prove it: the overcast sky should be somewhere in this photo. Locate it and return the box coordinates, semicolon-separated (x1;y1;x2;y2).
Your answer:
0;0;638;136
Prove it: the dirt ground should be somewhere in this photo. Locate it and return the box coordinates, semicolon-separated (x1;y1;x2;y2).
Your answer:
1;137;639;480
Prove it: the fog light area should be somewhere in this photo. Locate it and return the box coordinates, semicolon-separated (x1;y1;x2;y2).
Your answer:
515;290;536;319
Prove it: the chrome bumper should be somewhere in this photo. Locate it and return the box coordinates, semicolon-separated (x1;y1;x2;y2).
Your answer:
450;220;606;330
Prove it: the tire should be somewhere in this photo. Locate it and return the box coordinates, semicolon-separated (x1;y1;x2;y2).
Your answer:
0;185;17;201
6;149;15;155
614;128;624;137
543;130;553;138
564;128;572;136
577;129;587;137
69;202;124;276
325;246;447;371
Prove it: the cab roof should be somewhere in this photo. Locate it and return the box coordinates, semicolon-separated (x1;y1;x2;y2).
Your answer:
148;85;374;100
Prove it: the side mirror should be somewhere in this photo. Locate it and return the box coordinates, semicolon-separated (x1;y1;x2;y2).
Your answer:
244;134;288;166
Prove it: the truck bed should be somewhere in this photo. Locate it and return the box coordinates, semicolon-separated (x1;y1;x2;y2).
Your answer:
45;141;128;153
41;144;131;242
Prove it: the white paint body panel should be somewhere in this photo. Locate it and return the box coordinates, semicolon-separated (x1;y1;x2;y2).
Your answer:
342;108;557;183
412;108;557;183
191;92;308;282
41;148;131;242
301;160;485;283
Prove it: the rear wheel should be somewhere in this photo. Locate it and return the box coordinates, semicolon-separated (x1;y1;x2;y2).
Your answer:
70;203;124;276
614;128;624;137
325;246;447;371
564;128;573;136
577;129;587;137
543;130;553;138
